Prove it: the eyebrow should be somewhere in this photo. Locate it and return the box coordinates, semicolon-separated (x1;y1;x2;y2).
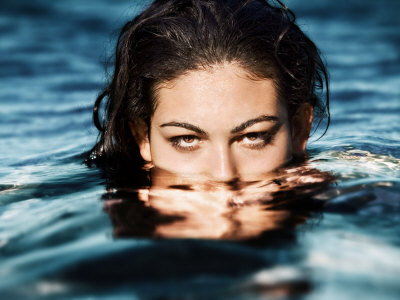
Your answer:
230;115;279;134
160;122;207;135
159;115;279;135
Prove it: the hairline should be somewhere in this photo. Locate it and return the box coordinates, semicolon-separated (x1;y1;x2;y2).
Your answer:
148;60;286;119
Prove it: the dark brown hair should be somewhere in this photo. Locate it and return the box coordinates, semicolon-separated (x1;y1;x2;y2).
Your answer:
88;0;329;175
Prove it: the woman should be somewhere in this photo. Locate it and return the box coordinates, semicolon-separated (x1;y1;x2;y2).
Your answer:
88;0;329;185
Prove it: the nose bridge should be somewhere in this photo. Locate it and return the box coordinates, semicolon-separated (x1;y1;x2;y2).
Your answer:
209;142;237;182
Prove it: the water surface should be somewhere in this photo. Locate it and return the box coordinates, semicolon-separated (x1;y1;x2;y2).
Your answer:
0;0;399;299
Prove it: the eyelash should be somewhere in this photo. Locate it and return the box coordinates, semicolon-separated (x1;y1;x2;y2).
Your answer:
169;135;200;151
169;132;274;151
237;132;274;149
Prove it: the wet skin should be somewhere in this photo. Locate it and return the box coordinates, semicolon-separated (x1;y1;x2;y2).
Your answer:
132;63;312;182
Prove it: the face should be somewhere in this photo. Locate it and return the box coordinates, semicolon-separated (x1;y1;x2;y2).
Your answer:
132;63;312;182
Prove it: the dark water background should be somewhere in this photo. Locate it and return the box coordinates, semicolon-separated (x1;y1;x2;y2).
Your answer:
0;0;399;299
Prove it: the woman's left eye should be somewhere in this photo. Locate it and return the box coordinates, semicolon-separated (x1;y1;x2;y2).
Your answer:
169;135;201;151
239;132;272;149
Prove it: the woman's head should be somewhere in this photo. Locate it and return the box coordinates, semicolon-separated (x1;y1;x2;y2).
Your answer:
90;0;329;181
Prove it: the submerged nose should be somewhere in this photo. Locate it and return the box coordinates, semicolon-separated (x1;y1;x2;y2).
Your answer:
208;145;238;182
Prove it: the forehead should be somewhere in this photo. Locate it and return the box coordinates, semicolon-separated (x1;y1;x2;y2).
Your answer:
152;63;288;127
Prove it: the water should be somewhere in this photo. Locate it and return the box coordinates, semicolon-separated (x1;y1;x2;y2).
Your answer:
0;0;399;299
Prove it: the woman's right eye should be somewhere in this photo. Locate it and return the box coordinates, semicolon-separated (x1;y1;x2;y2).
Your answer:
169;135;201;151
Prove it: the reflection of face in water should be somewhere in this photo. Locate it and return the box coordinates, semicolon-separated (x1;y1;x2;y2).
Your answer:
130;63;313;182
104;163;333;241
75;166;332;300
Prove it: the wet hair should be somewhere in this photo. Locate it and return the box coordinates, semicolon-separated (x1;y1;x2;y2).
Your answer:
88;0;329;176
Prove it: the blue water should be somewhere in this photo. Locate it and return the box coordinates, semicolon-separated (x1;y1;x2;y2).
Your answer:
1;0;399;299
